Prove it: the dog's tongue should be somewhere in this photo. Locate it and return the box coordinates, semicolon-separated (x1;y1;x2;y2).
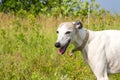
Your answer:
58;47;66;54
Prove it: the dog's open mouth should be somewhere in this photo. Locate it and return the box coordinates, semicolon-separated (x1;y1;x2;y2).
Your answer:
58;40;71;54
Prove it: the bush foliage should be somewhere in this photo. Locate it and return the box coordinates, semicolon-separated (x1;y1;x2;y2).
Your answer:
0;0;107;17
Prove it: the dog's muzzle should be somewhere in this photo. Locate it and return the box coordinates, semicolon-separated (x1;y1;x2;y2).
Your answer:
55;40;71;55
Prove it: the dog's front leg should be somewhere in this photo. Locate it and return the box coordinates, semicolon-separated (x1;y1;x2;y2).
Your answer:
69;48;78;56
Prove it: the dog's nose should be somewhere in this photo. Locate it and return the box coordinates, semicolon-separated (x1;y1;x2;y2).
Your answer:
55;42;61;48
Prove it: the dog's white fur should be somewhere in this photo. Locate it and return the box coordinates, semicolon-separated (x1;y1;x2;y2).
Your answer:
55;22;120;80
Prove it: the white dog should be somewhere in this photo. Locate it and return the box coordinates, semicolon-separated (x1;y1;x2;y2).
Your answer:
55;21;120;80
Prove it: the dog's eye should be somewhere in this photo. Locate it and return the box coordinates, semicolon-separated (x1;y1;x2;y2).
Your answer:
65;31;71;34
56;31;59;34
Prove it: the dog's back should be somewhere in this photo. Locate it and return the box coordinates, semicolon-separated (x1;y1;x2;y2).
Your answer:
88;30;120;73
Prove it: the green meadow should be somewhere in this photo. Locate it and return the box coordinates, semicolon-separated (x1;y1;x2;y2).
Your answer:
0;13;120;80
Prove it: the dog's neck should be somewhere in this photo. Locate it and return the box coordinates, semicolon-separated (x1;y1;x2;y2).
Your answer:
72;28;89;51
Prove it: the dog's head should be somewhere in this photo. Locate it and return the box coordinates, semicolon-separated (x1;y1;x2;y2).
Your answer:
55;21;83;54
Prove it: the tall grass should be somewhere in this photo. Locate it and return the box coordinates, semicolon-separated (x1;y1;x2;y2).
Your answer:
0;13;120;80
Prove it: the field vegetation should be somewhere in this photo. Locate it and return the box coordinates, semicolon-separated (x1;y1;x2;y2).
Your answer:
0;13;120;80
0;0;120;80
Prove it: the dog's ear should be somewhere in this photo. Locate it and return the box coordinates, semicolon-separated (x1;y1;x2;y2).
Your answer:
72;21;83;29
